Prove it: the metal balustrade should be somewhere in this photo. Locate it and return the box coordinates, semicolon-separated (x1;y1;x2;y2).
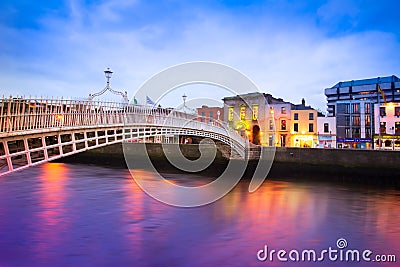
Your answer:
0;96;247;176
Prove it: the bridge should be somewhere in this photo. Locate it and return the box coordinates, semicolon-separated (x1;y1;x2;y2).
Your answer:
0;96;247;176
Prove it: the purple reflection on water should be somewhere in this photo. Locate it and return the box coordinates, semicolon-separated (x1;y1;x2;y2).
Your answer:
0;163;399;266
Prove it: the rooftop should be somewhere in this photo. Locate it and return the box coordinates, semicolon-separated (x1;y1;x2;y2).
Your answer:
329;75;400;89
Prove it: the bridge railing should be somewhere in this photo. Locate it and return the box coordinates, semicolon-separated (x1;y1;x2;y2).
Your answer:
0;97;246;148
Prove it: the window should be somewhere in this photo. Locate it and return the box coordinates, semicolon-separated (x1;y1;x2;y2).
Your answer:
281;120;287;131
269;119;274;130
268;135;273;146
352;128;361;138
395;107;400;117
293;123;298;132
366;127;371;138
201;112;205;122
281;107;286;114
345;104;351;114
380;107;386;117
352;103;360;113
345;116;350;126
294;113;298;120
365;115;371;126
352;115;360;126
308;123;314;132
209;111;213;123
240;105;246;120
252;105;259;120
309;113;314;120
396;122;400;135
380;122;386;134
324;123;329;133
365;103;371;114
228;107;234;121
345;128;351;138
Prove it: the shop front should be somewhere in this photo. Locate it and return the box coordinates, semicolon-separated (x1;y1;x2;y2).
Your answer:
337;138;372;149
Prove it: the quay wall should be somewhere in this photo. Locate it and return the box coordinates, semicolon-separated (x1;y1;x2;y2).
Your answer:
59;143;400;185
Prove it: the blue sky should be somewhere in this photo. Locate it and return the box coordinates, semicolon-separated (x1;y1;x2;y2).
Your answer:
1;0;400;111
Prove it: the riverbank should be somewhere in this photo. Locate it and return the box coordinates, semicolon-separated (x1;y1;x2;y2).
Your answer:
57;143;400;186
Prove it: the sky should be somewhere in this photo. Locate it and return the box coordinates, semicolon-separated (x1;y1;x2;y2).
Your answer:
1;0;400;112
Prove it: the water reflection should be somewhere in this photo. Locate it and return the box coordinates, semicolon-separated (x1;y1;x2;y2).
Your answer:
33;163;70;263
0;163;398;267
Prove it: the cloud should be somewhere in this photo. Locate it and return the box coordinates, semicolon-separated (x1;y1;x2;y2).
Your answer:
0;1;399;112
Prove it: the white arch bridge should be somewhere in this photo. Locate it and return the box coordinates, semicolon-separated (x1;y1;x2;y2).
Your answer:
0;97;247;176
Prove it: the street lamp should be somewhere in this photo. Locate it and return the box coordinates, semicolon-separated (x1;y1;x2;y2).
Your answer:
104;67;113;81
88;68;128;103
182;94;187;107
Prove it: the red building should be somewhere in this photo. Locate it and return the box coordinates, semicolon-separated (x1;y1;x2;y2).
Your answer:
196;105;224;125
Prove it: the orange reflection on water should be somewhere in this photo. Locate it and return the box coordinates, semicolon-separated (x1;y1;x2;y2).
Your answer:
33;163;70;261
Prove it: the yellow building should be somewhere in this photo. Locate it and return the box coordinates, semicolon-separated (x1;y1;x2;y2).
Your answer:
290;100;318;148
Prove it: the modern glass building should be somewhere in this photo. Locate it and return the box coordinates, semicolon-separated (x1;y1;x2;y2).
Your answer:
325;75;400;117
325;75;400;149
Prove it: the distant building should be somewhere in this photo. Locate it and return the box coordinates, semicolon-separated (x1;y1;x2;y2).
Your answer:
373;102;400;150
324;75;400;117
196;105;223;125
290;99;318;148
317;116;336;148
324;75;400;149
335;100;373;149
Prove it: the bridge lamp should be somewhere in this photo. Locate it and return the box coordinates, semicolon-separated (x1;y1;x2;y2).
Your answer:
104;68;113;84
182;94;187;106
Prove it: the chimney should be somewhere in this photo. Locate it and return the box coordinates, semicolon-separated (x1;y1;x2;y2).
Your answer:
301;98;305;106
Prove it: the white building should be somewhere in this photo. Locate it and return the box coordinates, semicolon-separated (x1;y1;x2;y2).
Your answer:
317;116;336;148
374;102;400;150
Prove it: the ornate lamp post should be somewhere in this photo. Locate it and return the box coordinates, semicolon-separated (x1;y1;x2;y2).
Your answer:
88;68;128;103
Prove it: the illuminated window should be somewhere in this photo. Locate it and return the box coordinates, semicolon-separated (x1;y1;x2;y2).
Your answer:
352;103;360;113
352;115;360;126
380;107;386;117
240;106;246;120
396;122;400;135
365;103;371;114
380;122;386;134
281;107;286;114
228;107;234;121
395;107;400;117
281;120;287;131
252;105;259;120
365;115;371;125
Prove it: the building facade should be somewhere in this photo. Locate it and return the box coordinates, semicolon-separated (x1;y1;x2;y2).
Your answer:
335;100;373;149
290;100;318;148
324;75;400;149
373;102;400;150
196;105;224;125
317;116;336;148
223;92;291;146
325;75;400;117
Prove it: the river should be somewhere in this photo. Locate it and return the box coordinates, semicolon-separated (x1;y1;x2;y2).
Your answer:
0;162;399;266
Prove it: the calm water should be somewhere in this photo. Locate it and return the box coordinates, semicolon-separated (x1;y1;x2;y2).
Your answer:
0;163;399;267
